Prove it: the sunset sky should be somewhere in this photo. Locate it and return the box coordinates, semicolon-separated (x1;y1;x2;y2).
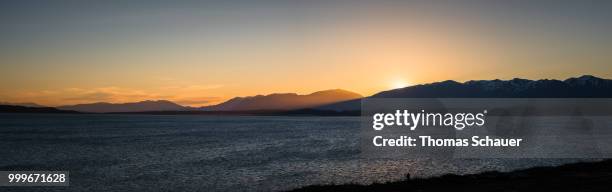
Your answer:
1;0;612;106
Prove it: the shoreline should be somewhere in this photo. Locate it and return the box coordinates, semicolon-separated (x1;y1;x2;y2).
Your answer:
0;105;361;116
288;159;612;192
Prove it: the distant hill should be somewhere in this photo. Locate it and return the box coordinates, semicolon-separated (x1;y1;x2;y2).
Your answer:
58;100;187;113
0;105;79;113
200;89;362;111
0;102;46;108
317;75;612;112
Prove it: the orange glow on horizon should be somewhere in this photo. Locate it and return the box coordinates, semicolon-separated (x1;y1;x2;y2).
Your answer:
1;2;611;106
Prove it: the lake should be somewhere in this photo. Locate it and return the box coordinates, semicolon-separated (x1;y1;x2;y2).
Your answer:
0;114;582;191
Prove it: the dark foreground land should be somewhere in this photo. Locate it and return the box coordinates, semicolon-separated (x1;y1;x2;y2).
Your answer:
290;159;612;192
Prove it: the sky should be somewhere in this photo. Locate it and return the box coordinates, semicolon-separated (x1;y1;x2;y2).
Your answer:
1;0;612;106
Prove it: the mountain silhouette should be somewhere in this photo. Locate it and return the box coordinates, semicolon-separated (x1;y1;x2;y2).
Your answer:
58;100;187;113
5;76;610;114
318;75;612;112
0;102;46;108
200;89;362;111
0;105;79;113
374;75;612;98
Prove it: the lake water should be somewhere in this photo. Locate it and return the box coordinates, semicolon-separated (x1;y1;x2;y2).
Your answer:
0;114;583;191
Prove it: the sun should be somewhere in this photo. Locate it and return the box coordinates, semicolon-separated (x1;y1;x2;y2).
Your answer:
391;79;410;89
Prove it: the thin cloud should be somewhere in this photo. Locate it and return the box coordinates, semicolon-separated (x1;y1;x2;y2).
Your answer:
6;84;225;106
174;97;222;107
64;92;114;102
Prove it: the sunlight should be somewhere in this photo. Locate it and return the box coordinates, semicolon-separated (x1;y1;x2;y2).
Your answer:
391;79;410;89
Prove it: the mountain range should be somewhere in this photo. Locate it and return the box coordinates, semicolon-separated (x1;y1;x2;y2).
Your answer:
200;89;362;111
0;102;47;108
374;75;612;98
38;89;362;113
317;75;612;111
57;100;187;113
1;75;611;114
